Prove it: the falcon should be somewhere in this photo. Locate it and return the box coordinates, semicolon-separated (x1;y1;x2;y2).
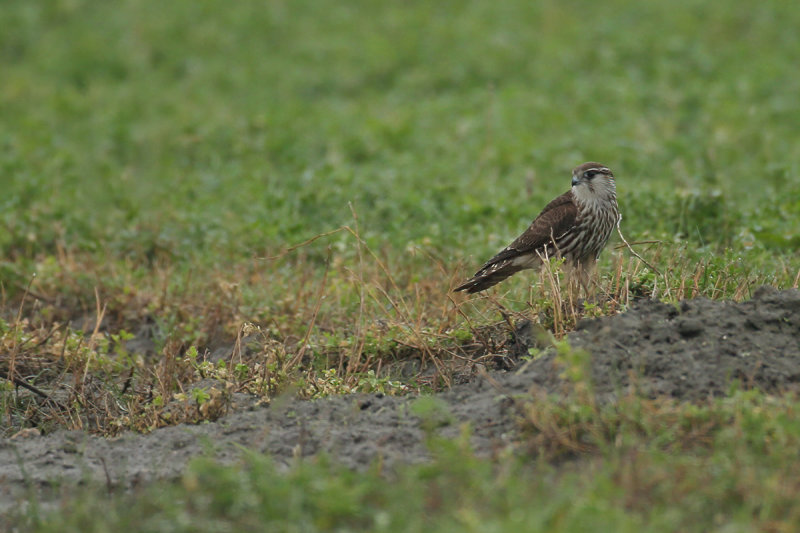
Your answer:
454;162;619;294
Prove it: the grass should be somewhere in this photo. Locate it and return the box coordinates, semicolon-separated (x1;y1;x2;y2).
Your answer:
2;0;800;529
10;389;800;532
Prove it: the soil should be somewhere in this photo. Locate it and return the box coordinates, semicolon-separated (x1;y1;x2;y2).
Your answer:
2;286;799;512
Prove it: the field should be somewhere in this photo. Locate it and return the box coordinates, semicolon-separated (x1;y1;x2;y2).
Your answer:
2;0;800;530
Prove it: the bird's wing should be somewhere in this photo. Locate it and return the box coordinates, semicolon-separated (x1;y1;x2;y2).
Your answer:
476;191;578;270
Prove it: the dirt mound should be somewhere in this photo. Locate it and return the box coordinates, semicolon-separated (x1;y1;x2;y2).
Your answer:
2;287;799;511
576;285;800;399
512;285;800;401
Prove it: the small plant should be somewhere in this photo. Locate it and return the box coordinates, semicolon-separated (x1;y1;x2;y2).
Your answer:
552;338;594;398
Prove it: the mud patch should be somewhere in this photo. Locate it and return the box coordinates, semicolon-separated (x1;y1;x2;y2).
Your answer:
2;287;799;511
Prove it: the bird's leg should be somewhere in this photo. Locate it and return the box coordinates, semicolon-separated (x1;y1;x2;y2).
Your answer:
578;257;598;301
564;263;581;308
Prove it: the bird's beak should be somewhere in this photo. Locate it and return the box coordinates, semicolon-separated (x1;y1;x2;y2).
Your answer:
571;176;579;187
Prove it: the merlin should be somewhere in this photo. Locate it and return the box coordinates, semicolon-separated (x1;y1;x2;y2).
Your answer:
454;162;619;294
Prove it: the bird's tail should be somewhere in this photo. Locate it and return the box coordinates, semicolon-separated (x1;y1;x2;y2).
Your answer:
453;260;524;294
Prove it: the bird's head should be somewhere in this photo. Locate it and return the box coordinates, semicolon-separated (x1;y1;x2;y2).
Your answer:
571;162;616;202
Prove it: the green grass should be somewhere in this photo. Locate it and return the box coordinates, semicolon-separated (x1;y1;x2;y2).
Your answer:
3;0;800;261
2;0;800;529
3;0;799;297
11;389;800;532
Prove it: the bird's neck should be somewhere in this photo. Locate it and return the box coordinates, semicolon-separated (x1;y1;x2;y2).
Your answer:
572;180;617;211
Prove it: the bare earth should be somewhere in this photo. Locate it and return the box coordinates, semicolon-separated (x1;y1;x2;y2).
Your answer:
2;286;799;511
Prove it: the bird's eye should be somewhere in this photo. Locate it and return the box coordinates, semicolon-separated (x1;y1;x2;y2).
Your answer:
583;171;594;180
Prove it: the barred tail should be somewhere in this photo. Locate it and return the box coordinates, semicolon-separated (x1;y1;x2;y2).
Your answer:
453;260;524;294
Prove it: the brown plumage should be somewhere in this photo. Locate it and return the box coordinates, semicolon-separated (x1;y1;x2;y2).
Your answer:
454;162;619;294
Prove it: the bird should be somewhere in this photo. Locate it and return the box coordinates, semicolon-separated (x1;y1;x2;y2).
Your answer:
454;162;619;294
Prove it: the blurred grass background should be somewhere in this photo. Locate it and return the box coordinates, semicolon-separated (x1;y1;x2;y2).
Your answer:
2;0;800;271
